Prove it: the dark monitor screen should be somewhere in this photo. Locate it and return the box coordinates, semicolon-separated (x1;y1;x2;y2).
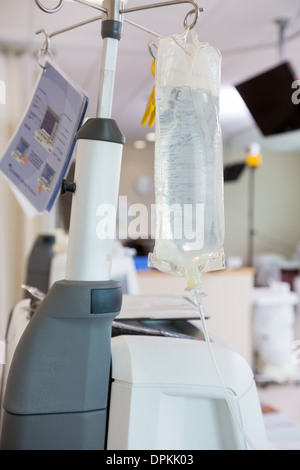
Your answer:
224;163;246;182
235;62;300;136
41;108;59;138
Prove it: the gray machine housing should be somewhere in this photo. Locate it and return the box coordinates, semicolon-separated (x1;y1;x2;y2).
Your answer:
0;279;122;450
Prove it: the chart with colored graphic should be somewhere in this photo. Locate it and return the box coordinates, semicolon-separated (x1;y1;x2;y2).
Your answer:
0;62;88;212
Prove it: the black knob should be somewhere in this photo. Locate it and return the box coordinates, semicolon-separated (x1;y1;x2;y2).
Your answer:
61;179;76;195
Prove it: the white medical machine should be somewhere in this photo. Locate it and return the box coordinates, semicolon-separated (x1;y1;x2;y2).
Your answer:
0;0;268;450
1;292;267;450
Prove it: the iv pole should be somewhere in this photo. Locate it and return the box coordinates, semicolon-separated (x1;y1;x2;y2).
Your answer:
0;0;202;451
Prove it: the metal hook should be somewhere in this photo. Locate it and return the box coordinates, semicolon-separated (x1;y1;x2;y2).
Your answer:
148;41;158;60
34;0;107;13
121;1;203;30
35;14;105;68
36;29;54;69
184;7;204;30
36;29;51;54
36;15;103;42
34;0;64;14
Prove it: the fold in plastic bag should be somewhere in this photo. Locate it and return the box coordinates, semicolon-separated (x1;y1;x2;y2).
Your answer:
149;32;225;290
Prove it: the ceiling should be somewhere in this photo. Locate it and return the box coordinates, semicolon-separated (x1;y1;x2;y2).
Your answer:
1;0;300;149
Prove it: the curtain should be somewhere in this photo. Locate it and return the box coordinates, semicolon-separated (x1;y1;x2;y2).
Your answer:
0;48;54;373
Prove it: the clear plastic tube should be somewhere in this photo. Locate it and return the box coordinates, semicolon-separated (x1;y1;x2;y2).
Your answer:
193;288;257;451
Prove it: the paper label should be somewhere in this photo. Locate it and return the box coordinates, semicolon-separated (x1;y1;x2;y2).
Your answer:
0;62;88;212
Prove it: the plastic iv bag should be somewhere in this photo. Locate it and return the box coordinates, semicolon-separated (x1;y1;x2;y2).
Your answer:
148;32;225;290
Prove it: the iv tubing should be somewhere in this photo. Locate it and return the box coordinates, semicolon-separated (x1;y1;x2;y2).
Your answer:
193;289;257;451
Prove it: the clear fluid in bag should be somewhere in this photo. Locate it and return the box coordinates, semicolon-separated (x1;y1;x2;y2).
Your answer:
149;84;225;289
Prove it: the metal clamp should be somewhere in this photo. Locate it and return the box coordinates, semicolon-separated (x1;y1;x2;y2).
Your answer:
22;284;46;318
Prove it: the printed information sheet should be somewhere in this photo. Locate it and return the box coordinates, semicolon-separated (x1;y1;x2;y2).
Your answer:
0;62;88;212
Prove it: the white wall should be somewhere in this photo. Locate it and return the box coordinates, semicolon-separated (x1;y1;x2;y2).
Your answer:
224;148;300;264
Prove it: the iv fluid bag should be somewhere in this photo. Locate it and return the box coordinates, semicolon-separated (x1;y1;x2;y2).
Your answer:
148;33;225;289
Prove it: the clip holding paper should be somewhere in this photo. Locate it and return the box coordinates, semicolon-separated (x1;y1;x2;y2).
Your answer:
141;59;156;127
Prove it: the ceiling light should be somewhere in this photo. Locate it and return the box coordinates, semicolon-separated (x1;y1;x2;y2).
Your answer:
145;132;155;142
220;85;252;122
134;140;147;150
